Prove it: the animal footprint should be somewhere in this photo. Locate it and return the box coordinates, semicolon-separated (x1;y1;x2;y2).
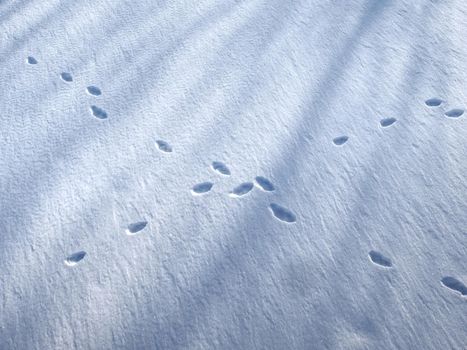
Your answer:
441;276;467;297
27;56;38;64
192;182;213;195
229;182;254;197
333;136;349;146
87;86;102;96
368;250;392;268
211;161;231;176
425;98;443;107
255;176;275;192
269;203;296;223
156;140;172;153
126;221;148;235
380;117;397;127
90;105;108;119
444;108;464;118
60;72;73;82
64;251;86;266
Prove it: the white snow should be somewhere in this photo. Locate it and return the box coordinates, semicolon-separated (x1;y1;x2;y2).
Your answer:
1;0;466;349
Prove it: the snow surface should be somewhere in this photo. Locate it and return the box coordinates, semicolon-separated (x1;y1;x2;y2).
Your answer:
1;0;466;349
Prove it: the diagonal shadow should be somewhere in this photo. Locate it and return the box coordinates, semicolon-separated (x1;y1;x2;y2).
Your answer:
113;0;401;348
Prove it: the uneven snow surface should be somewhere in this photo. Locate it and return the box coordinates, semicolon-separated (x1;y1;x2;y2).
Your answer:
1;0;466;349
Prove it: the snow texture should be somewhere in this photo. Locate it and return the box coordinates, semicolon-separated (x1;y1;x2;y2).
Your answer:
0;0;466;349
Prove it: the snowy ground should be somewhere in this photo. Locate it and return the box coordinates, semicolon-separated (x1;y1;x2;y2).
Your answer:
0;0;466;349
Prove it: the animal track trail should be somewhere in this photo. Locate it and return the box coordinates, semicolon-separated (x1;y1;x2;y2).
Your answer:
368;250;392;268
380;117;397;128
64;251;86;266
211;161;230;176
425;98;443;107
87;86;102;96
269;203;296;223
126;221;148;235
60;72;73;82
333;136;349;146
445;108;464;118
192;182;213;195
441;276;467;297
156;140;172;153
255;176;275;192
90;105;108;119
27;56;38;64
229;182;254;197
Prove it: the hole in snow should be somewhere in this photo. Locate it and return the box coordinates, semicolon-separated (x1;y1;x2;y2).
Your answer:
211;161;230;176
87;86;102;96
380;118;397;128
90;105;108;119
269;203;296;223
126;221;148;235
425;98;442;107
229;182;254;197
444;109;464;118
60;72;73;82
333;136;349;146
368;250;392;268
64;251;86;266
441;276;467;296
255;176;275;192
156;140;172;153
192;182;213;195
27;56;38;64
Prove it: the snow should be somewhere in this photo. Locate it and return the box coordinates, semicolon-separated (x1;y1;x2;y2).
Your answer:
1;0;466;348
